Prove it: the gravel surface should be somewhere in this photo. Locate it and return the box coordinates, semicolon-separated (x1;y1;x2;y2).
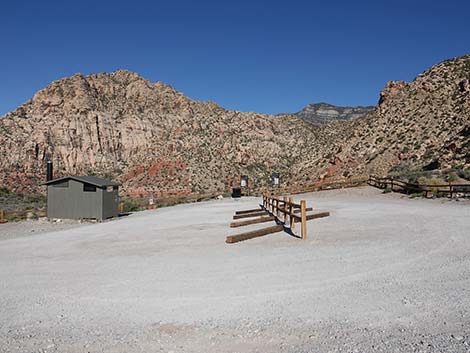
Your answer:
0;218;87;241
0;186;469;352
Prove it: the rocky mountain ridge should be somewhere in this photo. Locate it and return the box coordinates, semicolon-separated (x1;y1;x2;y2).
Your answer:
1;54;469;199
297;55;470;183
0;70;327;198
294;102;374;125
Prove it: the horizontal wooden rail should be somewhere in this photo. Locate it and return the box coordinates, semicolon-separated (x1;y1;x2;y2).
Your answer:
230;216;275;228
306;211;330;220
235;208;262;215
368;175;470;198
0;209;47;223
233;210;269;219
226;225;284;243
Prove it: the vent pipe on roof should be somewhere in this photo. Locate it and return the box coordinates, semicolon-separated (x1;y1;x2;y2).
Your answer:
46;161;53;182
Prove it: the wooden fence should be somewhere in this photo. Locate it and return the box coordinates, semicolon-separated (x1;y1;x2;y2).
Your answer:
226;194;330;243
0;209;47;223
264;194;308;239
368;175;470;198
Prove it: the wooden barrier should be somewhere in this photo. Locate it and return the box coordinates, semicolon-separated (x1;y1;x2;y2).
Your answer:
261;194;310;239
227;194;330;243
230;215;275;228
306;211;330;221
233;210;269;219
232;207;311;221
0;209;47;223
368;175;470;198
226;225;284;243
235;208;262;215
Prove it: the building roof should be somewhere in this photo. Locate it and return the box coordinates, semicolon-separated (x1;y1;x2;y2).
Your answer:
44;176;121;187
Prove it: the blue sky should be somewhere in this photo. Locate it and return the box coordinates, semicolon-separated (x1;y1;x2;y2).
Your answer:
1;0;469;116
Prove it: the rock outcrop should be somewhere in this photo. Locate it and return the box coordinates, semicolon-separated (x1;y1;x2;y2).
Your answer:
1;55;469;198
0;70;326;197
297;55;470;181
294;103;374;125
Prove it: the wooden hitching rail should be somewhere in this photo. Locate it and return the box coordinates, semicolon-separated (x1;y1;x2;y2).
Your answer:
262;194;308;239
226;194;330;243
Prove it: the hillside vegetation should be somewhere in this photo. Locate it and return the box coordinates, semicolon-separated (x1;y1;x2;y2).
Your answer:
0;55;469;198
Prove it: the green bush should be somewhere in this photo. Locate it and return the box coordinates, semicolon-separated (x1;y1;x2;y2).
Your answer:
0;186;10;196
447;172;459;183
457;168;470;181
122;199;141;212
410;192;424;198
23;193;46;204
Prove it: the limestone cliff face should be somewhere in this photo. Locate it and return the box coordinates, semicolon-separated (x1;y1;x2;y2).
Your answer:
0;70;327;196
295;103;374;125
296;55;470;181
1;55;469;197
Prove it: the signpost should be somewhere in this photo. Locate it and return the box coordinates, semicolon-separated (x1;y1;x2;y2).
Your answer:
271;172;280;187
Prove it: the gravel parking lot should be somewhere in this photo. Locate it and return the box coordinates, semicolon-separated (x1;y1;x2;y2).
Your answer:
0;186;469;353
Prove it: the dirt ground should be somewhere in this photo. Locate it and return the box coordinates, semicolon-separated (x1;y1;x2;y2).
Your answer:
0;186;469;353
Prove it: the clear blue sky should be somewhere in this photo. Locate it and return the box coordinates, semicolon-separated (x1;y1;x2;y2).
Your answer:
1;0;469;116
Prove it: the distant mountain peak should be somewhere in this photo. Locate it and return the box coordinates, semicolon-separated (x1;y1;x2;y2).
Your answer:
295;102;375;125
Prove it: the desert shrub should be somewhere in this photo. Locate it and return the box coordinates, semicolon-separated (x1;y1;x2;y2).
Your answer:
122;198;141;212
383;187;392;194
389;165;433;184
447;172;459;183
28;212;39;220
23;193;46;204
417;176;444;186
457;168;470;181
410;192;424;198
417;176;430;185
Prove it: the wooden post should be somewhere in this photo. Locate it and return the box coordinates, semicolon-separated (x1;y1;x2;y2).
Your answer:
0;210;4;223
300;200;307;240
276;198;280;218
283;196;287;223
289;197;294;229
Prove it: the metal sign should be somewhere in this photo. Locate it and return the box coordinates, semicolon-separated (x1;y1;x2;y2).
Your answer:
271;172;280;187
240;175;248;188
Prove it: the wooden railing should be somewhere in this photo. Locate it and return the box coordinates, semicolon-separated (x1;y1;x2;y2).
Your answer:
226;194;330;243
262;194;308;239
368;175;470;198
299;176;368;194
0;209;47;223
